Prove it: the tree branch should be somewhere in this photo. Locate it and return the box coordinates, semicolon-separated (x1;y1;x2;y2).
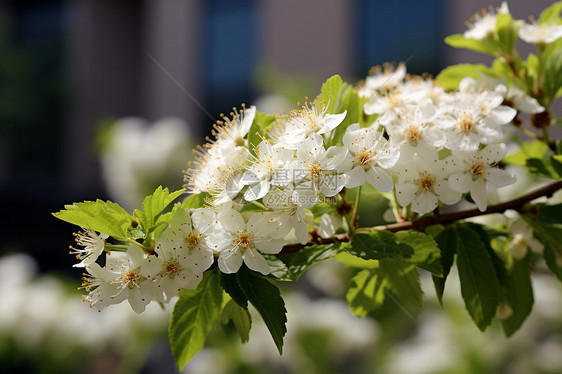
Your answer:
278;181;562;256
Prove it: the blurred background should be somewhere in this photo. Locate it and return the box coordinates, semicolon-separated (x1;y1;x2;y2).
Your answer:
0;0;560;373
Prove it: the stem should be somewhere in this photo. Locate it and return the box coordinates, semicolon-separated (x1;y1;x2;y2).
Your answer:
277;181;562;256
349;186;362;234
541;127;552;144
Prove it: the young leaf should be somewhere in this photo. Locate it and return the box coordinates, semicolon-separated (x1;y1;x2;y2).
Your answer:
348;230;414;260
53;200;134;241
496;13;517;52
279;243;342;281
526;156;562;180
220;299;252;343
542;39;562;101
501;257;534;337
169;272;223;370
182;192;210;210
317;75;343;113
328;84;362;146
444;34;496;56
538;1;562;24
248;110;276;156
140;186;185;230
455;225;500;331
435;63;489;90
346;269;385;317
503;140;549;166
236;266;287;354
395;230;443;276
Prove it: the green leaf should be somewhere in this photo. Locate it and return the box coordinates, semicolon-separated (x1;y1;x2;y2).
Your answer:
501;257;534;337
435;63;489;90
542;39;562;101
262;254;291;281
432;226;458;302
537;203;562;225
348;230;414;260
169;272;223;370
220;273;248;308
538;1;562;24
248;110;276;155
236;267;287;354
53;200;134;240
346;259;422;318
526;156;562;180
182;192;210;210
220;299;252;343
317;75;343;113
395;230;443;276
335;251;379;269
556;140;562;155
328;84;362;146
279;243;342;281
346;269;385;317
139;186;185;230
504;140;549;165
455;225;500;331
524;219;562;281
496;13;517;52
444;34;496;55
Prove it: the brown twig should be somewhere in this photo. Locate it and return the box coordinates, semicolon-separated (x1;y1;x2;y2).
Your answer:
277;181;562;256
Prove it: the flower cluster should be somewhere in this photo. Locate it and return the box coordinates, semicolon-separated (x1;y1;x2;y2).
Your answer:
71;62;524;313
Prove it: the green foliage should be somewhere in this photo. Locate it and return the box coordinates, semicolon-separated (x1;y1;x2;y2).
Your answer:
348;230;414;260
526;155;562;179
454;225;501;331
525;219;562;281
501;257;534;337
395;231;443;276
135;186;185;233
316;74;363;146
248;110;276;155
536;203;562;225
542;39;562;102
346;259;423;318
169;272;223;370
53;199;134;241
220;273;248;308
220;298;252;343
444;34;496;55
504;140;549;165
538;1;562;24
182;192;210;210
495;13;517;53
236;267;287;354
277;243;342;281
435;63;489;90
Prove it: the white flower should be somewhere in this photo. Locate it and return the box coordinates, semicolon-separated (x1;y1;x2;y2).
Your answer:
154;207;216;274
83;245;155;313
395;152;462;215
449;144;516;211
69;228;109;267
459;76;544;114
209;106;256;158
242;139;293;201
278;102;347;148
464;2;510;40
342;123;399;191
436;92;515;151
384;104;446;163
288;133;351;197
262;185;314;245
358;63;406;97
519;23;562;45
508;218;544;259
318;213;344;238
216;210;285;275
